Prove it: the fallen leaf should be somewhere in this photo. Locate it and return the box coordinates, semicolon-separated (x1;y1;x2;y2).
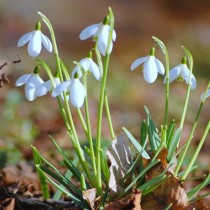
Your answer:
83;188;97;210
107;132;132;196
105;189;142;210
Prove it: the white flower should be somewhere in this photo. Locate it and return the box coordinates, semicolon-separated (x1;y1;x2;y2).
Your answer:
131;49;165;83
79;22;116;56
164;61;196;90
52;79;86;108
15;73;44;101
72;57;101;80
18;22;52;57
39;77;61;96
201;89;210;100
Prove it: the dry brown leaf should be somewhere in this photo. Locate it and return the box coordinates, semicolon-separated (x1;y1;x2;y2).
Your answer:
107;132;132;196
82;188;97;210
105;189;142;210
142;168;189;209
188;199;209;210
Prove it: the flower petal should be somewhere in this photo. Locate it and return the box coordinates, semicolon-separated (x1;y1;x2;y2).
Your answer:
52;81;71;97
89;59;101;80
130;57;147;71
41;33;53;53
17;32;33;47
79;23;100;40
143;56;158;83
71;66;83;79
155;58;165;75
180;64;196;89
164;65;181;83
80;58;90;71
28;30;42;57
15;74;32;86
98;25;109;56
112;29;117;41
38;80;52;96
25;82;37;101
70;79;86;108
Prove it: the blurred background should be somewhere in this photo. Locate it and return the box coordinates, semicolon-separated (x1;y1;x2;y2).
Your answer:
0;0;209;173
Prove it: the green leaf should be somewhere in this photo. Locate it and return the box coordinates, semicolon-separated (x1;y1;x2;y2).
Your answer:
188;173;210;199
124;159;160;193
53;158;78;200
32;146;50;199
36;165;88;209
139;172;167;195
167;128;181;161
123;127;150;159
166;119;176;148
140;119;147;146
49;136;82;181
144;106;160;152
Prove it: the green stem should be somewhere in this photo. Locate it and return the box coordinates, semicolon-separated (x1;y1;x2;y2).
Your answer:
64;97;95;187
181;120;210;180
77;109;88;134
38;12;63;81
174;82;210;176
83;75;97;178
164;50;170;126
174;102;204;176
104;93;115;139
95;8;114;193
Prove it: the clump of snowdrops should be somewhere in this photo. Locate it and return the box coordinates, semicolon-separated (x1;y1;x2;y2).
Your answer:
15;7;210;210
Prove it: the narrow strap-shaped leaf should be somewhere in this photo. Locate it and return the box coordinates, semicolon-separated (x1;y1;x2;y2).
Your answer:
166;119;176;148
33;147;81;196
144;106;160;152
124;159;160;193
36;165;88;209
49;136;81;181
123;127;150;159
32;146;50;199
53;158;78;200
167;128;181;161
140;119;147;146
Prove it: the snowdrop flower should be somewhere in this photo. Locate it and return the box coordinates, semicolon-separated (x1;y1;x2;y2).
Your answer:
79;17;116;56
15;67;44;101
72;52;101;80
39;76;61;96
52;77;86;108
17;21;53;57
164;57;196;90
131;47;165;83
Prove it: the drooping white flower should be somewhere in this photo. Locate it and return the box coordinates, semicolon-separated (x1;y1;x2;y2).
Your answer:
164;57;196;90
79;17;116;56
131;47;165;83
17;21;53;57
72;53;101;80
52;78;86;108
39;77;61;96
15;71;44;101
201;89;210;100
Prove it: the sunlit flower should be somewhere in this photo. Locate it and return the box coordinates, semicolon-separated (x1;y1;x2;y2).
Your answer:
164;57;196;90
131;47;165;83
17;22;53;57
72;53;101;80
52;78;86;108
201;89;210;100
15;69;44;101
79;17;116;56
